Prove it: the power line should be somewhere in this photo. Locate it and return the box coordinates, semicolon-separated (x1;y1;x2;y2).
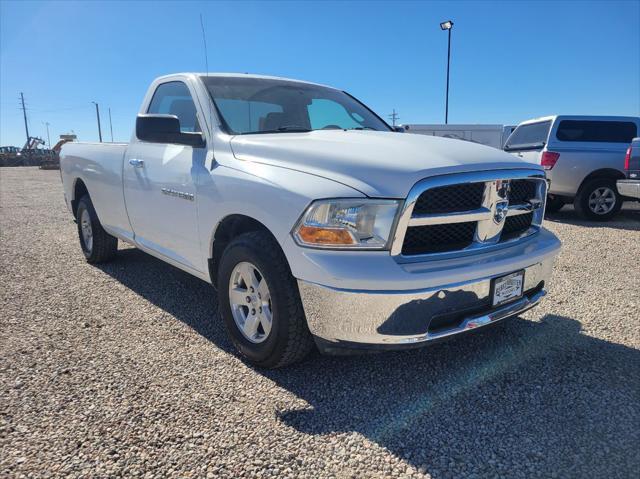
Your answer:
30;106;89;113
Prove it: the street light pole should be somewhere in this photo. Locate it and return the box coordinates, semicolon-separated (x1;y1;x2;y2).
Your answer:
108;107;114;142
92;101;103;142
440;20;454;124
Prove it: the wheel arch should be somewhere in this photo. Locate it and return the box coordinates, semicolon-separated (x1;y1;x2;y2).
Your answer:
208;214;285;288
71;178;90;219
577;168;626;194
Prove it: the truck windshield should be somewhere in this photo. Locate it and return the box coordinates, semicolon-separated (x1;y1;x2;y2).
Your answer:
504;121;552;151
201;76;391;135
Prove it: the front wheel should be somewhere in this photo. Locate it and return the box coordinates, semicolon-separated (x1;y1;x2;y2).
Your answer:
574;178;623;221
217;231;314;368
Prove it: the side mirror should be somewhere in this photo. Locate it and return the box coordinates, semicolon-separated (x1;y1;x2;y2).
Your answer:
136;114;205;148
393;126;406;133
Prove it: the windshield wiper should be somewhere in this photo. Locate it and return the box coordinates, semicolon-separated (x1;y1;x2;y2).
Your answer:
243;125;312;135
348;126;378;131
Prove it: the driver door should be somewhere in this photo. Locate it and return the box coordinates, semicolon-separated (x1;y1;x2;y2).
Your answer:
123;81;205;272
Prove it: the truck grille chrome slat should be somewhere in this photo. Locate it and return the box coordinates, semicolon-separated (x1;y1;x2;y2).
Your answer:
408;207;492;226
390;169;547;259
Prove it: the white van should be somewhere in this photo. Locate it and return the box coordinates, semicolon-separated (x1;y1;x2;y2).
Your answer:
404;124;516;150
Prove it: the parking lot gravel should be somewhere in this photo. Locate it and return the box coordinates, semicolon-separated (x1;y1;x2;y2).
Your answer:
1;167;639;478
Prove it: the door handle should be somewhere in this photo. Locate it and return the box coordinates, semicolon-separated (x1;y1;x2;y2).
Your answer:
129;159;144;168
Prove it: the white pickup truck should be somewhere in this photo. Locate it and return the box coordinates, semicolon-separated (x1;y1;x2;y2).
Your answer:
60;73;561;367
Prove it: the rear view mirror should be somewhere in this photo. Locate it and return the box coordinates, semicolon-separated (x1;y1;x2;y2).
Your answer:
136;114;205;148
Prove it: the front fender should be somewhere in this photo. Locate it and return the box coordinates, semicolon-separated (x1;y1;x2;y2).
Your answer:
197;162;365;275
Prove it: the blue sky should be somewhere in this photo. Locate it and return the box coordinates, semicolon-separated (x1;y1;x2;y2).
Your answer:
1;0;639;146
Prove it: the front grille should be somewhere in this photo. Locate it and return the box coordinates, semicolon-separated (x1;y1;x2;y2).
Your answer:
413;182;485;215
395;173;544;257
402;222;476;255
501;212;534;240
509;180;536;203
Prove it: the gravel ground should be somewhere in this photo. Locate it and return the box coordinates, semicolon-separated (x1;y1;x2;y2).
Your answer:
1;167;639;478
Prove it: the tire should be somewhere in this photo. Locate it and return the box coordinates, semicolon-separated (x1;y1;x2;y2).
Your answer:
217;231;314;368
545;195;565;214
573;178;623;221
76;194;118;263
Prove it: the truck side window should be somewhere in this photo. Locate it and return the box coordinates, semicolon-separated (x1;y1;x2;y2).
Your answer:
147;82;201;133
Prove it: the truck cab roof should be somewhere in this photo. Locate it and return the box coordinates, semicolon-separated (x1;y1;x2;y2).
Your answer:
154;72;338;91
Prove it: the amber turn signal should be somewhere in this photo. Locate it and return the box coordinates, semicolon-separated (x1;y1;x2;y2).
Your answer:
296;225;355;245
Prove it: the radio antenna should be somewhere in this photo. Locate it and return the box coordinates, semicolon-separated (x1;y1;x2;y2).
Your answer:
199;13;209;75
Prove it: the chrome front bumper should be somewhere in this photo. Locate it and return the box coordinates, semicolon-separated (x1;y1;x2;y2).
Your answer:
298;256;554;351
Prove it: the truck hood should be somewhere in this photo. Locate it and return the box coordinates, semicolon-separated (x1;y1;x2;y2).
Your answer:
229;130;541;198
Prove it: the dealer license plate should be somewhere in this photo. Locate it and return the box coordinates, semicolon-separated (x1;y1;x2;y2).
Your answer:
492;271;524;307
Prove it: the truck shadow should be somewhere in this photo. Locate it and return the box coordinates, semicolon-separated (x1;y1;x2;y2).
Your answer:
267;317;639;477
97;248;639;478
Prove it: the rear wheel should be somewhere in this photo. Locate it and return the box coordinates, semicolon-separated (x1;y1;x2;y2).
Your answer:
217;231;314;368
574;178;623;221
76;195;118;263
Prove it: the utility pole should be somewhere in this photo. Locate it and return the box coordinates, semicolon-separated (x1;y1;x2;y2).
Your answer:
108;107;114;142
388;109;399;127
92;101;103;142
20;92;30;144
43;122;51;148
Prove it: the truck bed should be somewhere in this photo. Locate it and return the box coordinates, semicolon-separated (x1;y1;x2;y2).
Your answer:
60;141;132;241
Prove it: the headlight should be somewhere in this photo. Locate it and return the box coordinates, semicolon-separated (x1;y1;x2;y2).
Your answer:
292;199;401;249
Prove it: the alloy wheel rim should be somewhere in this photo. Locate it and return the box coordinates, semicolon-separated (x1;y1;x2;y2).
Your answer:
588;187;616;215
228;261;273;344
80;209;93;251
